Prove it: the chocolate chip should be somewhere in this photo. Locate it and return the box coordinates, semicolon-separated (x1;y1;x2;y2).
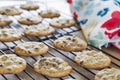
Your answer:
52;58;56;61
20;48;24;51
5;9;11;12
60;45;64;48
2;33;8;36
0;64;3;67
19;62;22;64
40;58;46;62
1;12;5;15
45;62;49;66
67;37;71;40
66;20;69;23
63;41;67;45
61;23;65;26
26;18;32;22
2;30;6;33
48;12;52;14
26;28;29;30
56;21;59;23
80;61;84;64
78;44;83;47
38;12;41;15
57;61;61;64
72;39;76;42
62;41;66;43
28;51;32;54
52;63;57;67
93;55;96;57
26;18;30;21
103;77;107;80
34;47;39;51
55;41;59;44
43;29;46;31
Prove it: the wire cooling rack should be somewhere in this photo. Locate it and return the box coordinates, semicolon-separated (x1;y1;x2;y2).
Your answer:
0;1;119;80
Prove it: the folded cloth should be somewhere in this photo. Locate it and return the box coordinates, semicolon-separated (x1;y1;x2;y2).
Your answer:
69;0;120;49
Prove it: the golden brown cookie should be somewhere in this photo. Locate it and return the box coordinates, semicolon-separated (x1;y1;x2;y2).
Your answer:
50;18;76;28
0;54;26;74
18;16;42;25
54;36;87;52
25;24;55;36
75;50;111;70
0;6;22;16
0;29;22;42
38;9;60;18
0;15;12;27
95;68;120;80
20;4;39;10
33;57;72;78
14;42;49;56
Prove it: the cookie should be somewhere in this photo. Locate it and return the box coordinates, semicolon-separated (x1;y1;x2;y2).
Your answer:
95;68;120;80
18;16;42;25
50;18;76;28
25;24;55;36
20;4;39;10
0;54;26;74
54;36;87;52
0;15;13;27
14;42;49;56
33;57;72;78
0;6;22;16
38;9;60;18
75;50;111;70
0;29;22;42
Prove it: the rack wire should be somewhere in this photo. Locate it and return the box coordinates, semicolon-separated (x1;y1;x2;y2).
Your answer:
0;2;120;80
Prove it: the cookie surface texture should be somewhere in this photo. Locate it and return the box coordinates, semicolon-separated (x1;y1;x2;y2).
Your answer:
54;36;87;52
50;18;75;28
39;9;60;18
18;16;42;25
0;15;12;27
0;7;22;16
25;24;55;36
14;42;49;56
0;29;22;42
75;50;111;69
95;68;120;80
20;4;39;10
33;57;72;78
0;54;26;74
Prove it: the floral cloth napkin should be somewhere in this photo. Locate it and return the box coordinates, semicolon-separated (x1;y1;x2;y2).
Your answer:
69;0;120;49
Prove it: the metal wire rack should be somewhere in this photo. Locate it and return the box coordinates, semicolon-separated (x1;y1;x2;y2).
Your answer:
0;1;120;80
